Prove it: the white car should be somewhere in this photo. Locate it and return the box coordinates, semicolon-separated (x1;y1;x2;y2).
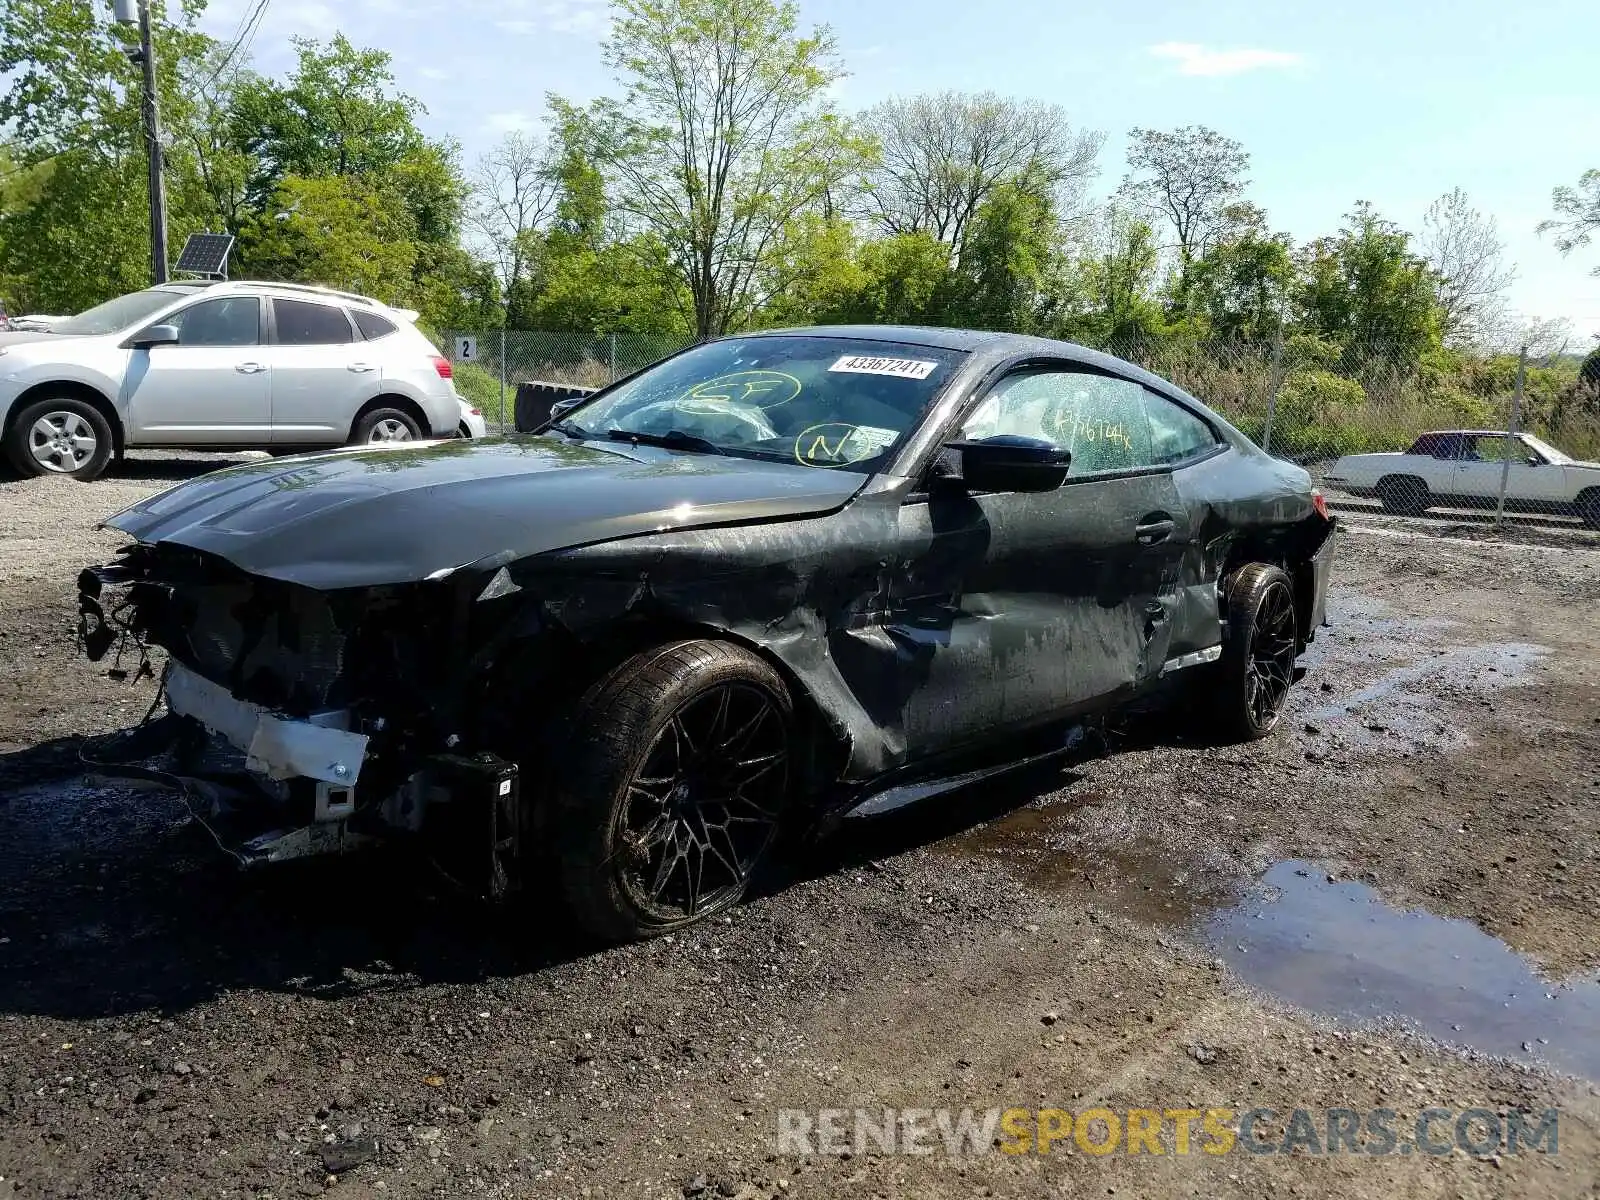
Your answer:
0;281;462;480
1323;430;1600;527
456;398;488;439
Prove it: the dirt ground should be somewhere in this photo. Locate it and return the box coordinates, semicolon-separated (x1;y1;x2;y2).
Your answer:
2;460;1599;1200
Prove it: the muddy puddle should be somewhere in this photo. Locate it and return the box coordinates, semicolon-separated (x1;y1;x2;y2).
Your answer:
1206;861;1600;1081
948;800;1600;1083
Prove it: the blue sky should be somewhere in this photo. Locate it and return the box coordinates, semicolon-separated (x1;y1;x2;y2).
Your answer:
204;0;1600;341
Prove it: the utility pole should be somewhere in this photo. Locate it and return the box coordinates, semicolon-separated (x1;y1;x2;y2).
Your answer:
116;0;168;283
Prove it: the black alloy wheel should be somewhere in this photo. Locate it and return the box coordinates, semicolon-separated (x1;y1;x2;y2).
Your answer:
616;680;790;921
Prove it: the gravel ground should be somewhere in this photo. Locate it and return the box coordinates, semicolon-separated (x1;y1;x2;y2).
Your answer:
2;459;1599;1199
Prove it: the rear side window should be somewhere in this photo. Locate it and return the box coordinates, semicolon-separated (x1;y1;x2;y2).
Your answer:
273;298;353;345
352;309;397;340
1142;392;1217;465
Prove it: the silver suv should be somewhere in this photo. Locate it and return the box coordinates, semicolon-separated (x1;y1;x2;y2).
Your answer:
0;281;462;480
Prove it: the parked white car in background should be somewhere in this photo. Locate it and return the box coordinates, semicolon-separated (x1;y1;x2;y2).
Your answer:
1323;430;1600;527
0;281;462;480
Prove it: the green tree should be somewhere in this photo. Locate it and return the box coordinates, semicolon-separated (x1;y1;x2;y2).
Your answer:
856;91;1102;261
943;168;1056;331
1186;205;1294;342
1053;207;1166;346
229;34;427;202
236;174;417;299
556;0;868;337
1538;168;1600;275
1122;125;1250;307
1293;202;1444;358
0;0;222;300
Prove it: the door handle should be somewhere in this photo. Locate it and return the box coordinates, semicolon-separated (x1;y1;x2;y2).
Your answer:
1135;514;1176;545
347;362;375;373
235;362;265;374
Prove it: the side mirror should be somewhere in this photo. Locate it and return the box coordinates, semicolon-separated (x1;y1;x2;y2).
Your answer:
944;436;1071;493
130;324;179;349
1526;455;1542;467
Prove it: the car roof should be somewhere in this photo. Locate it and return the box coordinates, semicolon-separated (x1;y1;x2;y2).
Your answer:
148;279;396;311
1416;429;1518;438
739;324;1207;406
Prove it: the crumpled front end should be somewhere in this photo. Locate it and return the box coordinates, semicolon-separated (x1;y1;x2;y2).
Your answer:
77;542;527;893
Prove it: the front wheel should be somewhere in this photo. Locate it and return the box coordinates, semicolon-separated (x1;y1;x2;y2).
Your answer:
5;397;115;480
1211;563;1300;742
550;641;796;943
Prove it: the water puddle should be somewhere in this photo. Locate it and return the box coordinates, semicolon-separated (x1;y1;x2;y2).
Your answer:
1205;861;1600;1081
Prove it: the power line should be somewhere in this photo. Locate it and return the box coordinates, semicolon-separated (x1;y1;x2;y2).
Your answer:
191;0;271;102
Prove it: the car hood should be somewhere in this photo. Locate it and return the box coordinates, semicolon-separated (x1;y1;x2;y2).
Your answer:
105;435;867;589
0;330;63;348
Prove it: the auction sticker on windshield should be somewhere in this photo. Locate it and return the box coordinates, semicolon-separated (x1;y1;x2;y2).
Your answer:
829;355;939;380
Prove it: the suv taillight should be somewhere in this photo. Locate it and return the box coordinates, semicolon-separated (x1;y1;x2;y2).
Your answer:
1312;488;1330;520
431;356;453;379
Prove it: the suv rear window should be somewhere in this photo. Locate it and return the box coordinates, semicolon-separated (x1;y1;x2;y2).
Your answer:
273;298;354;345
352;309;398;340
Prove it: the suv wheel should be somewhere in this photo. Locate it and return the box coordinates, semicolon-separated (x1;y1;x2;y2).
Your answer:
5;397;115;481
351;407;422;444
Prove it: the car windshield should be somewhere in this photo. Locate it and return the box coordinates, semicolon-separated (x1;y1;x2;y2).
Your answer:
49;288;189;336
557;335;965;472
1522;433;1571;464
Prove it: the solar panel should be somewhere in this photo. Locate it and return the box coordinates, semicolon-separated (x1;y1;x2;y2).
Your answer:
175;232;235;278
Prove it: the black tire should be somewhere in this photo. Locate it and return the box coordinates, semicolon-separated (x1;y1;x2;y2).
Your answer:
349;406;423;445
1376;475;1429;516
1577;488;1600;530
550;640;796;943
4;396;115;481
1212;563;1299;743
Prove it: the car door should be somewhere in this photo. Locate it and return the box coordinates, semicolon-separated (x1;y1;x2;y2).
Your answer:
1449;433;1547;508
266;297;381;444
122;296;269;445
874;364;1193;759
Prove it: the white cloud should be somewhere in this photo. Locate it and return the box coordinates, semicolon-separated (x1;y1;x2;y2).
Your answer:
495;18;539;34
1148;42;1303;77
485;111;537;134
419;66;451;81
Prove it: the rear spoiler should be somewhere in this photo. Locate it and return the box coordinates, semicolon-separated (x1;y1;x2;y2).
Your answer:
514;381;599;432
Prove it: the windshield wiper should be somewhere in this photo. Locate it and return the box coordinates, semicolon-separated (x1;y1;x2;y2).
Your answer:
605;428;726;456
547;418;588;439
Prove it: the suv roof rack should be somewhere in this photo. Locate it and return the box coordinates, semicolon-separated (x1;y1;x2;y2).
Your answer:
221;280;385;309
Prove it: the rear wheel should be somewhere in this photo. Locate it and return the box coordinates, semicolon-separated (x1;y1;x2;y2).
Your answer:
349;406;422;444
1212;564;1299;742
1577;488;1600;530
4;397;115;480
550;640;795;943
1376;475;1429;516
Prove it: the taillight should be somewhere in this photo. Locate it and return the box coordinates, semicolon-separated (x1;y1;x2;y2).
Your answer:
431;356;453;379
469;407;482;416
1311;488;1330;520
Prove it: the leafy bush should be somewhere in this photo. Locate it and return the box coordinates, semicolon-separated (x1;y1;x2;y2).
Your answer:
452;360;505;425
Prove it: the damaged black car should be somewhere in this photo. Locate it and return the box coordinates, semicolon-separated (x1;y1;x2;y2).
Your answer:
78;326;1337;941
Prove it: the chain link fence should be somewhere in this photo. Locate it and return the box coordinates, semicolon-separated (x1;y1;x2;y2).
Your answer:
441;327;1600;530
